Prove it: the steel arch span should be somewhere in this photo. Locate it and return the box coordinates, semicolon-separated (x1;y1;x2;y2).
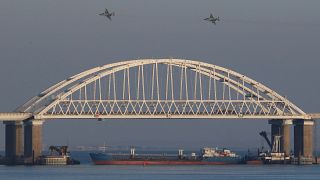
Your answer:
15;59;307;120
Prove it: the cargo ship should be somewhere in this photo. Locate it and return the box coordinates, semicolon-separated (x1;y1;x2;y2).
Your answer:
90;147;244;165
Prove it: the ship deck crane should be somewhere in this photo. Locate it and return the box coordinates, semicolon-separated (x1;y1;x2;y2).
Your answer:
259;131;272;149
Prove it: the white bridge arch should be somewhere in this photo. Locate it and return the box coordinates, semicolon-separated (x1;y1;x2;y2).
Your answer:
15;59;307;120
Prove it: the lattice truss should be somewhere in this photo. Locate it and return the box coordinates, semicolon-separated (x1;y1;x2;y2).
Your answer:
16;59;306;119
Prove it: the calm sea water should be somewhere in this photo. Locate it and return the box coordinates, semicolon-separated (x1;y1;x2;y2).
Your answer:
1;151;320;180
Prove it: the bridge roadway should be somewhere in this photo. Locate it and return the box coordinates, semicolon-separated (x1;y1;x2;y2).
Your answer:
0;112;32;121
1;112;319;121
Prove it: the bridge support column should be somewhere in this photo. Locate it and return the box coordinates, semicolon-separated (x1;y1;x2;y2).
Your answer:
24;120;43;165
268;119;291;155
293;119;314;162
4;121;23;165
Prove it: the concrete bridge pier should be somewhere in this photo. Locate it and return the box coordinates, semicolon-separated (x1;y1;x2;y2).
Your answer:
24;120;43;165
4;121;23;165
293;119;314;161
268;119;291;155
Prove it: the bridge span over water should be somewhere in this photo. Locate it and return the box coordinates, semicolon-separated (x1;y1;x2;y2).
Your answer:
0;59;319;164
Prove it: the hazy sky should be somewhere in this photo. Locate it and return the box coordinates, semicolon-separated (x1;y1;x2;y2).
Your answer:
0;0;320;151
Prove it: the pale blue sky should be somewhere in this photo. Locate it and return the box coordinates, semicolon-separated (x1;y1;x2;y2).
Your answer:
0;0;320;150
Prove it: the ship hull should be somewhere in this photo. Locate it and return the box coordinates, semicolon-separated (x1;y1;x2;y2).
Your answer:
90;153;243;165
246;160;264;165
93;160;236;165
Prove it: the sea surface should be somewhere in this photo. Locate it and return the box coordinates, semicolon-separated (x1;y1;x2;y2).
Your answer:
1;151;320;180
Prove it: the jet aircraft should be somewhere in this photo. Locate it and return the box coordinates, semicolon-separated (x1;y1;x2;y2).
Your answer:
99;9;115;20
204;13;220;24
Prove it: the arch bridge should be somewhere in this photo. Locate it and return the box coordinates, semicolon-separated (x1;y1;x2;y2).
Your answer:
0;59;318;164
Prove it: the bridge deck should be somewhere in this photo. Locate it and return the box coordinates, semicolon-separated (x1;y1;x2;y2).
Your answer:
0;112;318;121
309;113;320;119
0;112;32;121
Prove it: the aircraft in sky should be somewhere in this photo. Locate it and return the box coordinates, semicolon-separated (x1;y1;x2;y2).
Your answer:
99;9;115;20
204;13;220;24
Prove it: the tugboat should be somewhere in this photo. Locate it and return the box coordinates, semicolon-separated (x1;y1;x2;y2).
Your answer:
90;147;244;165
38;146;80;165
